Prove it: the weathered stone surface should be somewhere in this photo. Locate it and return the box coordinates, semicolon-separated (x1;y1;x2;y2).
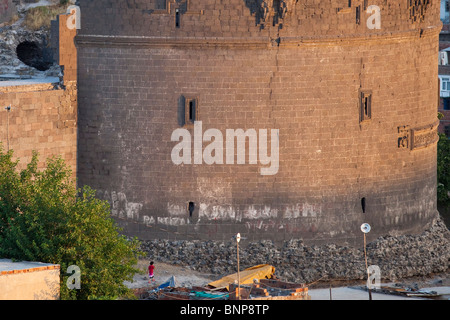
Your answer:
140;217;450;283
76;0;442;244
0;11;77;175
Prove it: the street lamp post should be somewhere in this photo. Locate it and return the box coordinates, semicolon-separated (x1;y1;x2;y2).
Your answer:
236;233;241;300
361;223;372;301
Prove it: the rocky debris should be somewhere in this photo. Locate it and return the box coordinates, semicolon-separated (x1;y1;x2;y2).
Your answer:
0;0;61;78
140;217;450;284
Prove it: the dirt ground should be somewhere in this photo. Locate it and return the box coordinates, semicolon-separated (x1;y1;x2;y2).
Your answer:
124;259;218;290
125;258;450;294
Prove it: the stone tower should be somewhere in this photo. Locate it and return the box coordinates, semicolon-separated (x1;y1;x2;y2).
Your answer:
76;0;441;245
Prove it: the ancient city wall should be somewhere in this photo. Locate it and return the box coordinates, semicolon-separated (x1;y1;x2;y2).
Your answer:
0;81;77;174
0;13;77;175
76;0;442;245
78;0;440;38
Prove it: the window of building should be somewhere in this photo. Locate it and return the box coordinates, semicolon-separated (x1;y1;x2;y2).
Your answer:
178;95;198;127
359;90;372;123
444;98;450;110
442;78;450;91
188;202;195;218
361;197;366;213
188;99;196;123
356;5;361;24
175;8;180;28
186;98;197;124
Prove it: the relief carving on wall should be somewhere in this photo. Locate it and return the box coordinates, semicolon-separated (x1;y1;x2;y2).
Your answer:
410;120;439;150
254;0;297;25
397;121;439;151
398;125;410;149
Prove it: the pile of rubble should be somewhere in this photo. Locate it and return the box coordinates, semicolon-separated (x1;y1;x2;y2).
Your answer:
141;217;450;284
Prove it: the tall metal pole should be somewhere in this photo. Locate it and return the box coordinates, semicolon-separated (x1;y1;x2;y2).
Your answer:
5;105;11;152
361;223;372;301
236;233;241;300
363;233;372;300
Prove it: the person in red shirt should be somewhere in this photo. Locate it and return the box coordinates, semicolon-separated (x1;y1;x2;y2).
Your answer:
148;261;155;283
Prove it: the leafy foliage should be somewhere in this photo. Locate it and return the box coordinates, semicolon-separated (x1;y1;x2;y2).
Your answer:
438;133;450;205
0;146;144;300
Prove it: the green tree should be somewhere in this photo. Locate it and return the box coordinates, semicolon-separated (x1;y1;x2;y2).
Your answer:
438;132;450;205
0;146;144;300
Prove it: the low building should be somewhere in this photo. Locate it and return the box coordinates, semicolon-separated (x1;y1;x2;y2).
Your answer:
0;259;60;300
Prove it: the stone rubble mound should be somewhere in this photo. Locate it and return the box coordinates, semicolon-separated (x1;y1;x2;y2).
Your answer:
140;217;450;284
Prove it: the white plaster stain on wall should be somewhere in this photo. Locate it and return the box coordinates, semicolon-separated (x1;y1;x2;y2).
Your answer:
301;203;320;217
100;190;143;221
283;203;321;218
283;204;301;219
197;204;278;222
198;203;238;221
157;217;187;226
167;203;187;216
143;215;155;226
99;190;322;228
245;220;290;232
243;205;278;220
197;177;231;199
196;203;321;222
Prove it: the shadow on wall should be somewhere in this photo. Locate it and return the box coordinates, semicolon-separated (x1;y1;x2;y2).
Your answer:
243;0;295;26
34;270;60;300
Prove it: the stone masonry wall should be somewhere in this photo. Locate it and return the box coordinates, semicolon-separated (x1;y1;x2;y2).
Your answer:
76;0;442;246
0;12;78;176
78;0;440;38
54;13;77;83
0;81;77;175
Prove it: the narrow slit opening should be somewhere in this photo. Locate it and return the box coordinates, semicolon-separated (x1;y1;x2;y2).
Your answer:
175;9;180;28
188;202;195;217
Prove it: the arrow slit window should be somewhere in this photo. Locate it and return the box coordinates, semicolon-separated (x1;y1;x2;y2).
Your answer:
187;98;197;124
360;90;372;123
175;9;180;28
